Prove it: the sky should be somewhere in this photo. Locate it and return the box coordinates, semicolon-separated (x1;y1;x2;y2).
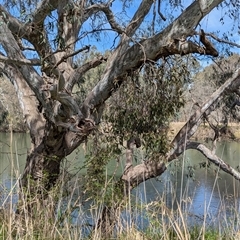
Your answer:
0;0;239;61
82;0;240;56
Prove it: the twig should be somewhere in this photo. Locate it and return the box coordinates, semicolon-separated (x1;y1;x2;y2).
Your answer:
52;45;90;69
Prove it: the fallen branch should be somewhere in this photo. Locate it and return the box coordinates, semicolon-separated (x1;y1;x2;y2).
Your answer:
168;67;240;161
187;142;240;181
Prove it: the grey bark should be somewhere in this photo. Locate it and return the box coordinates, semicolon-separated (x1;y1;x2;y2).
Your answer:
0;0;229;196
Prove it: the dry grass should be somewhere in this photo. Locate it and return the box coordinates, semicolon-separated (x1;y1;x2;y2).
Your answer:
0;128;240;239
1;172;240;239
169;122;240;140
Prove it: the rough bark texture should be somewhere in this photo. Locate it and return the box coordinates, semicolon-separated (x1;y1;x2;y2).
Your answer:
187;142;240;181
0;0;232;200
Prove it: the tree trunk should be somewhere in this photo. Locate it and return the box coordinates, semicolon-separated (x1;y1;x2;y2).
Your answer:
0;0;232;234
17;122;90;224
96;206;116;239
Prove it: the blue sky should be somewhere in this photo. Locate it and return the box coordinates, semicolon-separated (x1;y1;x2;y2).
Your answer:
0;0;239;60
82;0;240;55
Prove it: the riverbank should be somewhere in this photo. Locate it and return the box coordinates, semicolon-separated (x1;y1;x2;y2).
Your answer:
169;122;240;141
0;132;240;239
1;122;240;142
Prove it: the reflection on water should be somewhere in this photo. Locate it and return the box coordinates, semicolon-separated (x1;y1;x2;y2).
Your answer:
0;133;240;227
0;133;30;205
133;141;240;228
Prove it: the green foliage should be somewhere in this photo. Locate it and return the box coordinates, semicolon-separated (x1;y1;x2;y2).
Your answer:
84;132;124;205
73;47;108;104
106;56;189;157
83;56;191;206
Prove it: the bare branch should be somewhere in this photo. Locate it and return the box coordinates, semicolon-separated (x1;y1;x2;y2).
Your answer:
157;0;166;21
124;0;153;38
85;4;124;34
0;3;55;68
55;0;85;70
0;8;54;75
168;67;240;161
187;142;240;181
0;5;28;38
32;0;58;24
204;32;240;48
42;28;113;63
53;45;90;69
0;16;47;105
66;56;107;92
199;29;219;56
0;54;40;66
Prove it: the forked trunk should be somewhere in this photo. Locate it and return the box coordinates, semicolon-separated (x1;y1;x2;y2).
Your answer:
17;122;87;217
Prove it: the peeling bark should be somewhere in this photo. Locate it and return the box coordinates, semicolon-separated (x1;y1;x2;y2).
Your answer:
169;68;240;161
120;68;240;189
0;0;233;207
187;142;240;181
83;0;223;115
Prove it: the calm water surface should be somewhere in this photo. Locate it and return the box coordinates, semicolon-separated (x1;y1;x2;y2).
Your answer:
0;133;240;228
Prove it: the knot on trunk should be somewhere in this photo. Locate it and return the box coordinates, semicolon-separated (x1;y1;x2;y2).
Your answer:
56;116;95;135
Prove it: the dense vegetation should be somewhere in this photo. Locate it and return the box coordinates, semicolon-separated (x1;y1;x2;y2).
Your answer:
0;0;239;238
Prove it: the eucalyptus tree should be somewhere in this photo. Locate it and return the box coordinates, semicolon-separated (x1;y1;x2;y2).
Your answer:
0;0;239;208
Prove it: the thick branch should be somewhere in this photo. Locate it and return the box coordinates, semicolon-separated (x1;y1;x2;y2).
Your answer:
121;160;166;191
0;63;45;146
199;29;218;56
56;0;84;68
66;56;107;92
187;142;240;181
86;4;124;34
0;4;56;75
0;5;28;37
168;67;240;161
32;0;58;24
0;54;40;66
124;0;153;37
83;0;224;119
0;17;51;112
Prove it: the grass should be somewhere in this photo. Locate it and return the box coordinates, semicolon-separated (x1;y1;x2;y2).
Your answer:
0;131;240;239
0;168;240;239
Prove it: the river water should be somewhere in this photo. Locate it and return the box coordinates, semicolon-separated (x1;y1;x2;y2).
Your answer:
0;133;240;229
